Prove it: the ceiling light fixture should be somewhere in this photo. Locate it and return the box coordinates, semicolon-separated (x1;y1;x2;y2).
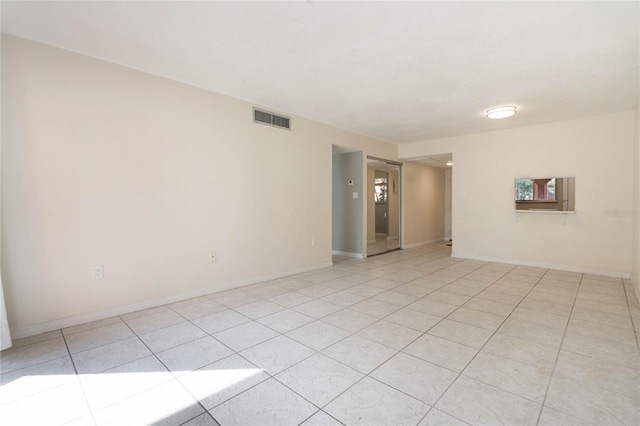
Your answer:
486;106;516;119
446;161;453;167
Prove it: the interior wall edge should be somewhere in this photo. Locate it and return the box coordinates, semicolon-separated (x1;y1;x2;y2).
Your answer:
9;260;332;340
452;253;632;280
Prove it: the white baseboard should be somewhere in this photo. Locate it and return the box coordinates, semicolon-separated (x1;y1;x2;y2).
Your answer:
332;250;365;259
404;238;444;249
10;261;333;340
452;252;632;279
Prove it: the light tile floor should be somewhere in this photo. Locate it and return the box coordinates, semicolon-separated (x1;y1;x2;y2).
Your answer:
1;242;639;425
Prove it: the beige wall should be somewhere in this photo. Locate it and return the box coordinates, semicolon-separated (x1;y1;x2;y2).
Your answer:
403;162;446;247
400;112;635;277
633;99;640;298
1;35;398;338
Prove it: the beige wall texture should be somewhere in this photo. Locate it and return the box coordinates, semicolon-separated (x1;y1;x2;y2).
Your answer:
400;112;636;277
633;99;640;298
1;35;398;338
403;162;446;248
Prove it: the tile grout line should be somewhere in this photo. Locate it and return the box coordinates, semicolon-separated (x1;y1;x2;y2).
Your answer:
533;272;584;426
621;280;640;351
60;327;99;426
414;267;550;425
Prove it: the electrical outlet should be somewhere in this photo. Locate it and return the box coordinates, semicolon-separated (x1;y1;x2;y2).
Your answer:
209;251;217;263
91;265;104;280
311;238;317;247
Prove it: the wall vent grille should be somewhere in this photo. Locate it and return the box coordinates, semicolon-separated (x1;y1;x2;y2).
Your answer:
253;108;291;130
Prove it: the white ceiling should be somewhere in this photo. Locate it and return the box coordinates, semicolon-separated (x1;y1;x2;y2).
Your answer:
2;1;638;144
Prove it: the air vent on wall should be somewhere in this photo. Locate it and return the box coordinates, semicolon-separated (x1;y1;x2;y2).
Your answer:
253;108;291;130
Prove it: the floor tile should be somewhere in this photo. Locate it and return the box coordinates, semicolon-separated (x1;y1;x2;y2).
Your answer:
436;376;541;425
474;290;522;306
343;284;386;297
209;291;262;308
213;321;279;352
292;300;343;318
257;309;315;333
93;379;203;426
287;321;351;350
0;337;68;374
155;336;234;375
66;322;136;354
240;335;315;374
210;378;317;425
62;316;123;335
276;353;363;407
561;331;640;370
191;309;251;335
370;352;457;405
418;409;468;426
403;334;477;372
406;298;458;317
425;290;470;306
124;309;186;335
320;291;366;308
482;332;559;370
462;352;552;403
347;299;400;318
0;356;76;406
463;298;514;316
566;317;637;347
323;335;397;374
79;355;172;411
555;350;640;397
508;306;568;330
269;291;315;308
6;243;640;426
393;283;433;298
498;317;565;347
182;413;220;426
324;376;429;426
321;309;378;333
447;307;504;331
297;284;337;298
357;320;422;350
234;300;285;319
178;354;269;410
10;329;62;348
0;380;90;426
545;375;639;425
428;319;494;349
538;406;593;426
299;410;343;426
170;299;227;320
72;336;151;374
139;321;207;353
373;290;419;306
385;308;441;332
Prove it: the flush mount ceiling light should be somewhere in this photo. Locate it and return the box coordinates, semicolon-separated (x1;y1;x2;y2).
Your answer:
486;106;517;119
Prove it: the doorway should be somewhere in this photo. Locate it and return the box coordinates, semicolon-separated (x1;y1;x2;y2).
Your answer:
366;157;402;256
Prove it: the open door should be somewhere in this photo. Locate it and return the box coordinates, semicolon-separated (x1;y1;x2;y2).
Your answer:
366;157;402;256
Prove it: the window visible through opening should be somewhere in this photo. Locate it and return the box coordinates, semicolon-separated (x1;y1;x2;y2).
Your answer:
374;177;387;202
515;178;556;201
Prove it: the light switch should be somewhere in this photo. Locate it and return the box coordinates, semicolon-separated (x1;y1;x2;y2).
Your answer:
352;192;358;199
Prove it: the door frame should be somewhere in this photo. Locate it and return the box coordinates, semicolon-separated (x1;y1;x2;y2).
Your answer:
365;156;403;257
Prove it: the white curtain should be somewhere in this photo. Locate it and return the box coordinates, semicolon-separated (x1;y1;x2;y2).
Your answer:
0;273;11;350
